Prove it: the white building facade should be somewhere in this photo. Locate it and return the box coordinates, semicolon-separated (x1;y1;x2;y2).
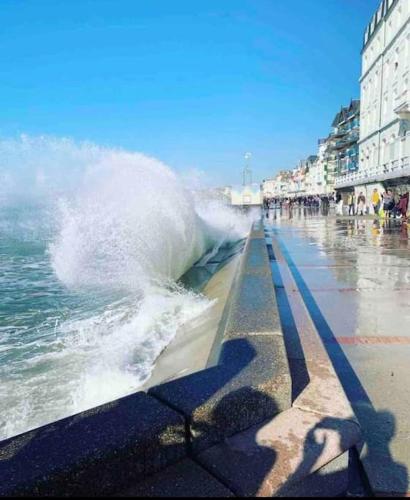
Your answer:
261;178;278;198
337;0;410;201
316;139;331;194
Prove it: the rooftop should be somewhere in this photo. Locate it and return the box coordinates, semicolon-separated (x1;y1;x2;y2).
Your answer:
362;0;399;52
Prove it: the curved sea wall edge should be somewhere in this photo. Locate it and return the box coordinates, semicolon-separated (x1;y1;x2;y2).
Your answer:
0;220;361;497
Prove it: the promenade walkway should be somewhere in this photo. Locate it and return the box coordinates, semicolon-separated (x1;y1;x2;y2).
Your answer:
265;208;410;496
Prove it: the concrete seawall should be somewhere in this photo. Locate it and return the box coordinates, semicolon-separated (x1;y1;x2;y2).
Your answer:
0;221;361;497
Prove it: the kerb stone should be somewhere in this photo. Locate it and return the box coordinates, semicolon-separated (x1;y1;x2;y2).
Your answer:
0;392;186;496
224;235;282;338
149;335;291;454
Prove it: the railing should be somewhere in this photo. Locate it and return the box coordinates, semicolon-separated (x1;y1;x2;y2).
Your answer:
334;156;410;186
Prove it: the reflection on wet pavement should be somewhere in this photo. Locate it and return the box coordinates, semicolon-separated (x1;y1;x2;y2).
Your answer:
265;209;410;495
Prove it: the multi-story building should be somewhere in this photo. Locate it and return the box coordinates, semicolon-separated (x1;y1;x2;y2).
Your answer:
336;0;410;205
329;100;361;195
261;178;278;199
288;162;306;196
277;170;293;197
316;138;331;194
261;170;294;199
302;155;319;194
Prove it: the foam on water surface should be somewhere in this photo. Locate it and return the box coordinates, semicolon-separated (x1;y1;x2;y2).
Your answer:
0;135;254;439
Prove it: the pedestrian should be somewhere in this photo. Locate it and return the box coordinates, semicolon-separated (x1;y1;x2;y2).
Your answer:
357;192;366;215
398;192;409;222
383;189;395;218
336;192;343;215
347;192;355;215
372;188;381;215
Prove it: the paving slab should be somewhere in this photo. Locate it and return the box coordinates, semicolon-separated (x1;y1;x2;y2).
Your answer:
296;265;410;291
118;458;234;497
197;407;360;497
266;215;410;496
224;272;283;338
276;451;349;497
224;235;282;338
149;335;291;453
338;344;410;496
308;289;410;339
0;392;186;496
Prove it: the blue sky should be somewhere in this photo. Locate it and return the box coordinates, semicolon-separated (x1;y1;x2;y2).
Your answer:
1;0;380;186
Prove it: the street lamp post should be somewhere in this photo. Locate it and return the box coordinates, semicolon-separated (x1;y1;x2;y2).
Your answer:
243;152;252;186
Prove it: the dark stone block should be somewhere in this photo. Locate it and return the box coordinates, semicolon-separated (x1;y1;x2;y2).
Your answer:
242;238;271;275
119;458;234;497
149;336;291;453
223;235;283;338
224;273;282;337
0;392;186;496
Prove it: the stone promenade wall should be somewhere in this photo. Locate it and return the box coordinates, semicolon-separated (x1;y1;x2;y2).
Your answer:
0;221;292;496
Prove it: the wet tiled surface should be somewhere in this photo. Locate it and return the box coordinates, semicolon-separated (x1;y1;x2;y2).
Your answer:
265;211;410;495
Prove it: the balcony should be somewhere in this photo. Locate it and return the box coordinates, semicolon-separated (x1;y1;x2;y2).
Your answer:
329;132;360;151
334;156;410;188
394;92;410;119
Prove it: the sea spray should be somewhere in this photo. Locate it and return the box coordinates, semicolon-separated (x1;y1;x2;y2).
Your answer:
0;135;254;439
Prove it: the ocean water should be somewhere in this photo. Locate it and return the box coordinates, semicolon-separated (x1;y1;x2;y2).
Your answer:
0;136;253;440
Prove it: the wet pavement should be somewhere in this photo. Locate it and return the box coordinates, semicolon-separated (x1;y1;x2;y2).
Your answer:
264;208;410;496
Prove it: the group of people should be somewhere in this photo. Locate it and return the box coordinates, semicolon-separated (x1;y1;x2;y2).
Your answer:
264;188;409;222
263;195;334;210
340;188;409;221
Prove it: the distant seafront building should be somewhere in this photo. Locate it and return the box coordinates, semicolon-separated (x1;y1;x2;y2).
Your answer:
336;0;410;200
316;138;331;193
261;151;332;199
328;100;361;190
259;0;409;205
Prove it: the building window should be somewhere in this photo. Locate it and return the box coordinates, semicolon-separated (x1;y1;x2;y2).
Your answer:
394;47;399;72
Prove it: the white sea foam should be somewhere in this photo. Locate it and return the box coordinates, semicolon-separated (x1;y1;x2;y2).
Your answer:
0;135;254;439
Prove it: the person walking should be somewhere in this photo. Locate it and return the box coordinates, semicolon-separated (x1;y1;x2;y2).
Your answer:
372;188;381;216
398;192;409;222
357;192;366;216
347;193;355;216
383;189;395;218
336;192;343;215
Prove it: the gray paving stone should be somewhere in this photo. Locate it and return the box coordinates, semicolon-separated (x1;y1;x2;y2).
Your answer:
277;451;349;497
149;336;291;453
0;392;186;496
224;237;282;338
118;458;234;497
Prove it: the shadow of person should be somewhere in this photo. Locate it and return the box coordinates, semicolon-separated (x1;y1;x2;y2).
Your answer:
274;409;408;497
274;416;360;497
198;396;365;497
359;409;408;496
194;387;279;497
